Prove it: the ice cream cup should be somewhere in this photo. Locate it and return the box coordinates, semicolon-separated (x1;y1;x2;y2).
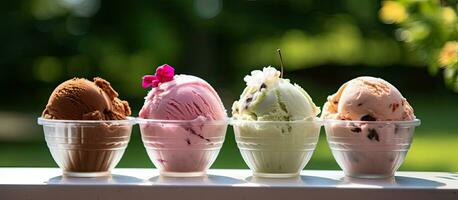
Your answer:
230;118;322;178
37;117;135;177
137;118;228;177
323;119;421;178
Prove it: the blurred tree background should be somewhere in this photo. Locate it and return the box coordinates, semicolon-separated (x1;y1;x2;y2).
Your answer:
0;0;457;171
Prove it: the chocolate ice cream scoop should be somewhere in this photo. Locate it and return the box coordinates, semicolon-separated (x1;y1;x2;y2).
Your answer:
39;77;134;177
42;77;131;120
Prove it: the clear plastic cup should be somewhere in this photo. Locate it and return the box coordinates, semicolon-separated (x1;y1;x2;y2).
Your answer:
323;119;421;178
37;117;136;177
137;118;228;177
231;118;322;178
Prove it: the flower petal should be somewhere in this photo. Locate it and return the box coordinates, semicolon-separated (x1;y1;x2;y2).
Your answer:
152;79;160;87
142;75;157;88
156;64;175;82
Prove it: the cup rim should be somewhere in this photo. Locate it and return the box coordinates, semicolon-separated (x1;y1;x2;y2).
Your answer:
229;117;323;125
136;117;229;125
322;118;421;126
37;117;137;125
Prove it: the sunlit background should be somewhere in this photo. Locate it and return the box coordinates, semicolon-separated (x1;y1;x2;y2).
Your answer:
0;0;457;172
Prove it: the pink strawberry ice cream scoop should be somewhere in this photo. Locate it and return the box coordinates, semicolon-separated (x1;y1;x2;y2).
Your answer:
322;76;419;178
138;64;227;177
139;74;226;120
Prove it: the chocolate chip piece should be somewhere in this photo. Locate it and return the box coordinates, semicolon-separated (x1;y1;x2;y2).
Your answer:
357;103;363;106
350;122;361;133
389;103;400;112
260;83;267;89
367;129;380;141
245;97;253;109
351;127;362;133
361;115;376;121
186;138;191;145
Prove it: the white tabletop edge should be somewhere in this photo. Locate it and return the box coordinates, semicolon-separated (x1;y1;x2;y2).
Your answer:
0;168;456;190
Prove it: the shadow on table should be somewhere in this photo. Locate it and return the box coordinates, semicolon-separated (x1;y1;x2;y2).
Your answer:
149;174;246;185
47;174;145;185
300;175;341;185
395;176;446;187
244;175;340;186
435;173;458;181
340;176;446;188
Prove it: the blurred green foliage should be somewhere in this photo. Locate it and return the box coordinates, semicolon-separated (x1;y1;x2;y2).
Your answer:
380;0;458;91
0;0;424;104
0;0;457;171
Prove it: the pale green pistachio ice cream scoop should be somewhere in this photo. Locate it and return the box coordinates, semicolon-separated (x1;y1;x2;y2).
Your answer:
231;67;321;178
232;67;320;121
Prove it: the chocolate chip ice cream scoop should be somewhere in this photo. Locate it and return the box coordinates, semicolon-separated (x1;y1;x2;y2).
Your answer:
322;76;414;121
321;76;420;178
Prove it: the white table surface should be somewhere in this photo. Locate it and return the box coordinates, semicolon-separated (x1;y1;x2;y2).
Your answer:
0;168;457;200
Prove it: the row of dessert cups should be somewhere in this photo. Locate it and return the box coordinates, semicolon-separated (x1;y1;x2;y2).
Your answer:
37;117;420;179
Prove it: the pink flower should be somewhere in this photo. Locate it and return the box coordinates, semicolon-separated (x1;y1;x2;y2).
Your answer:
155;64;175;82
142;64;175;88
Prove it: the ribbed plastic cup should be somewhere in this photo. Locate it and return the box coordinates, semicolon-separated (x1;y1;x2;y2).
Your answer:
37;117;135;177
137;118;228;177
231;118;322;178
323;119;421;178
